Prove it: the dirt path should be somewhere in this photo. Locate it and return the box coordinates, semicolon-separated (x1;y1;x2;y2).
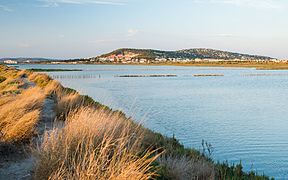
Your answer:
0;78;57;180
0;144;34;180
37;96;57;137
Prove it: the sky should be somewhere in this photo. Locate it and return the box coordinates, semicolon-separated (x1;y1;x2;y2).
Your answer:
0;0;288;59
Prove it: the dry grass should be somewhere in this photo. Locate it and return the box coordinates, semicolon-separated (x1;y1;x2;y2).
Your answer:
56;92;86;120
34;107;160;180
28;72;52;87
0;96;14;107
0;66;46;142
158;155;215;180
0;67;34;94
43;80;62;95
1;110;40;142
0;87;45;142
0;77;21;93
0;65;18;78
54;85;101;121
0;67;90;143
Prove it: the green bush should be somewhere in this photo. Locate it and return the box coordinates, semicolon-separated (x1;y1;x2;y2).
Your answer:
0;76;6;83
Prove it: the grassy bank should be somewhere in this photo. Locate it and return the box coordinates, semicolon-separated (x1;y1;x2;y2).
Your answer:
131;61;288;70
0;65;272;179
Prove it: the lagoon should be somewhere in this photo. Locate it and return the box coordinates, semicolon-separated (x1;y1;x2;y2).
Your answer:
17;64;288;178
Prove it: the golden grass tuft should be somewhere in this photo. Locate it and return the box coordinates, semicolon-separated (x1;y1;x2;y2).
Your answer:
55;89;99;121
0;96;15;107
0;87;46;142
28;72;52;88
56;93;84;117
0;65;18;78
0;77;21;93
1;110;40;142
34;107;160;180
43;80;62;95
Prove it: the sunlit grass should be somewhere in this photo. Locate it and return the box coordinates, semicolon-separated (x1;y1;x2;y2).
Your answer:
34;107;160;180
0;87;45;142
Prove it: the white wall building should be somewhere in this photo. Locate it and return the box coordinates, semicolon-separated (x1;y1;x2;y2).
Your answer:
4;60;18;64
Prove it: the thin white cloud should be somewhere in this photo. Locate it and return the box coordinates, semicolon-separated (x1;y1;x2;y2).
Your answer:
216;33;235;37
193;0;284;9
58;34;65;38
127;29;139;37
17;43;31;48
88;38;133;44
38;0;126;7
0;5;13;12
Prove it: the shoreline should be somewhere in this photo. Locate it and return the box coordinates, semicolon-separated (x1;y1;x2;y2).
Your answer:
9;61;288;70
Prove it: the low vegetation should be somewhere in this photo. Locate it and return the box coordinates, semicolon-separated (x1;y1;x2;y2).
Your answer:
115;74;177;77
35;108;159;180
100;48;272;60
0;87;44;142
171;61;288;70
0;65;272;179
28;68;82;72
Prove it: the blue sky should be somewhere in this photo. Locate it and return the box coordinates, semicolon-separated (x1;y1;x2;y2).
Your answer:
0;0;288;59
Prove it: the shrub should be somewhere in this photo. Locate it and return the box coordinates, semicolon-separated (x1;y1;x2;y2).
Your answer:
158;155;215;179
0;76;6;83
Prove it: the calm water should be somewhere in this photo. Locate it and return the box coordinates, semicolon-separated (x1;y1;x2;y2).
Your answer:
17;64;288;178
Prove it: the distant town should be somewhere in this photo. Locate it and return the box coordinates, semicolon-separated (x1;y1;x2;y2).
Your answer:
1;48;287;65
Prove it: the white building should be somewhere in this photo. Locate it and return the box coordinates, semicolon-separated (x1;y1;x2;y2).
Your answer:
4;60;18;64
139;59;147;63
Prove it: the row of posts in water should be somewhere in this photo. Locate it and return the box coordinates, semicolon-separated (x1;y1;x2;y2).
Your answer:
51;74;102;79
50;74;179;79
51;73;288;79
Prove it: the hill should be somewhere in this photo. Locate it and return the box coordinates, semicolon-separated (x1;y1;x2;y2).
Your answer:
97;48;273;61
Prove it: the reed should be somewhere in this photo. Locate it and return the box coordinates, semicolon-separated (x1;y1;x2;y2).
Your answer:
34;107;160;180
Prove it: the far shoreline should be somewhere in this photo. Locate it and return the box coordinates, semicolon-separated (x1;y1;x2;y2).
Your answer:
8;61;288;70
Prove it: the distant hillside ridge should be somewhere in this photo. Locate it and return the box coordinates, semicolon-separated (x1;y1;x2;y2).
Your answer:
0;57;58;62
97;48;274;61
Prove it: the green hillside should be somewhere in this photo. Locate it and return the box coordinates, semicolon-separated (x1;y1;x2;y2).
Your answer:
99;48;273;60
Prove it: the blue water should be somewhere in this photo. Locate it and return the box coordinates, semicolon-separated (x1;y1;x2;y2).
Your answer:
17;64;288;179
